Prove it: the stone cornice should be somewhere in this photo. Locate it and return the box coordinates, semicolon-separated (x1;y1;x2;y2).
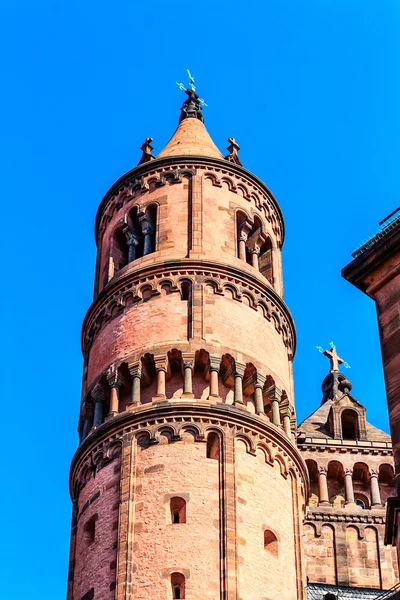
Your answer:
81;257;296;356
306;509;386;525
298;441;392;457
69;400;309;497
94;155;285;244
342;220;400;295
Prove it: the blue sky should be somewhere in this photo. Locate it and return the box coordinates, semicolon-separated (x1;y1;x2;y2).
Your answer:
1;1;400;598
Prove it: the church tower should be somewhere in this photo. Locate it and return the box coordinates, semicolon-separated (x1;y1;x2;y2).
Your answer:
67;84;309;600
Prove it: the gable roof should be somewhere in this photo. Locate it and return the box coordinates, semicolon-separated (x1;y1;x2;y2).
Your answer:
297;398;391;443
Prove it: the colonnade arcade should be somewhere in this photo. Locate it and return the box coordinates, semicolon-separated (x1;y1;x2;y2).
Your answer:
105;203;157;285
236;210;274;284
79;349;294;443
306;458;395;510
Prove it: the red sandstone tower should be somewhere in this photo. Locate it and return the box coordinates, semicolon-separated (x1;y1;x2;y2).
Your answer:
67;84;309;600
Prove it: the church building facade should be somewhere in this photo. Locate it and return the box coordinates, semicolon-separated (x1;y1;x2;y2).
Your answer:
299;350;398;598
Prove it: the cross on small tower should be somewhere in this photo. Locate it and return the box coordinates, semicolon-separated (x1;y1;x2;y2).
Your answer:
317;342;350;372
323;345;344;372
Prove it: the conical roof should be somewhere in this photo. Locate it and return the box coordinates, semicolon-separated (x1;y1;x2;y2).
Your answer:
157;117;224;160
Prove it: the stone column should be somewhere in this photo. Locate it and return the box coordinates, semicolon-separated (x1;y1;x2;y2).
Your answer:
139;214;154;256
92;384;105;427
154;356;167;399
282;407;293;438
370;470;382;508
234;362;245;405
128;361;142;407
81;406;93;441
107;256;115;282
238;221;252;261
106;365;121;418
267;384;282;426
345;468;356;506
249;246;260;270
254;373;266;415
182;355;194;398
318;467;330;506
123;225;139;263
208;355;220;398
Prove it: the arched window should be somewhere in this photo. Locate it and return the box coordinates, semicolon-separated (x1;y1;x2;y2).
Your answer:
259;238;273;284
142;204;157;255
264;529;278;557
84;515;97;545
236;211;250;260
341;409;359;440
171;573;185;599
206;432;220;460
354;493;370;510
110;204;158;278
170;497;186;524
112;228;129;273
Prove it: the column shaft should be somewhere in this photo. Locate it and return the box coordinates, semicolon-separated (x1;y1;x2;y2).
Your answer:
82;415;92;440
345;471;355;505
128;243;136;263
182;362;194;396
318;470;330;505
234;374;244;405
131;375;141;405
209;369;219;397
251;251;259;270
271;399;280;425
283;414;291;437
239;239;246;261
109;385;119;416
156;369;166;397
254;386;264;415
93;400;103;427
370;474;382;507
143;233;152;256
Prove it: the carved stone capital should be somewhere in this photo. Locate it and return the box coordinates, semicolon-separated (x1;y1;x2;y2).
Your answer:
208;355;221;373
266;384;282;403
249;245;261;256
238;220;253;242
154;355;168;373
318;466;327;476
282;403;294;418
182;353;195;371
234;361;246;378
106;364;121;388
345;468;353;477
138;213;154;235
254;373;266;389
122;225;139;246
128;361;142;379
92;383;105;403
370;469;379;478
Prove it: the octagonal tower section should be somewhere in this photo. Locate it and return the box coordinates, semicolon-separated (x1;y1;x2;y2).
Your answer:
68;89;309;600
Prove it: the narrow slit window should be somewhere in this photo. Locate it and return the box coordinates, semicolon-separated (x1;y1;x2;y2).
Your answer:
206;432;220;460
264;529;278;557
170;497;186;524
171;573;185;599
84;515;97;546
